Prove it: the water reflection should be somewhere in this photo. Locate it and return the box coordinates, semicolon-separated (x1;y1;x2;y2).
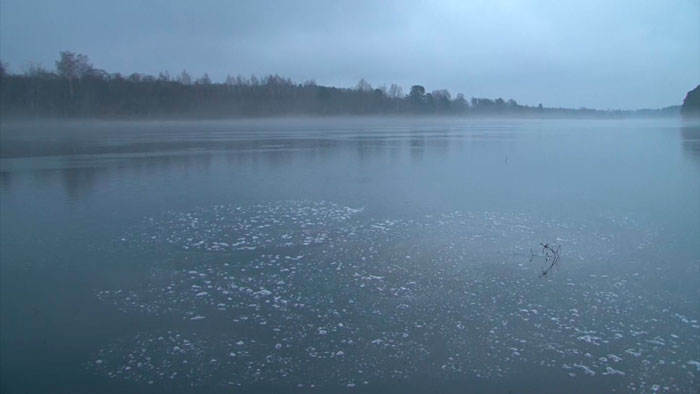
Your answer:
681;124;700;161
0;171;12;190
1;119;699;394
1;119;696;205
409;134;425;161
0;124;468;201
60;166;100;200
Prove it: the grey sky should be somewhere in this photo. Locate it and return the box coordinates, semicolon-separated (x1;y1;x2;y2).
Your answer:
1;0;698;109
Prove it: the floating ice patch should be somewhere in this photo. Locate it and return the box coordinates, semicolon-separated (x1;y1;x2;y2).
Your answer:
120;201;365;253
602;366;625;376
573;363;596;376
92;201;700;391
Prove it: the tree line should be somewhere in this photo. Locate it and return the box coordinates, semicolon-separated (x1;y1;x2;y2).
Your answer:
680;85;700;116
0;51;676;119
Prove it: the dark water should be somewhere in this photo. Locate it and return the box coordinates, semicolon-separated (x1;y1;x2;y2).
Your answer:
1;118;698;394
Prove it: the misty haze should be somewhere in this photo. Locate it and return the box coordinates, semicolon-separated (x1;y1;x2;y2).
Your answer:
1;2;699;394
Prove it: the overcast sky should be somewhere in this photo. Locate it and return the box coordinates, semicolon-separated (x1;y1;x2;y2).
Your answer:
1;0;698;109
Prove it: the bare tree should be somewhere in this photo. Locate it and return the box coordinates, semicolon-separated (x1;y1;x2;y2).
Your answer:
0;61;9;78
196;73;212;85
355;78;372;92
177;70;192;85
388;83;404;99
432;89;451;101
56;51;92;79
233;75;245;86
454;93;468;111
24;63;49;77
56;51;93;97
157;71;171;81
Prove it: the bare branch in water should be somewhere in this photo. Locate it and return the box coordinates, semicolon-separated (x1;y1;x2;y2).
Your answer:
530;242;561;278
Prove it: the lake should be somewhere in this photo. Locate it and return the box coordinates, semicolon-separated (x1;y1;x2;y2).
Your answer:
0;117;698;393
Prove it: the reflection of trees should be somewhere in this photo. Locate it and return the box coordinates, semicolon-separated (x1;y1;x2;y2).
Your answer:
681;125;700;163
354;136;376;161
409;134;425;161
0;171;12;190
0;121;465;200
60;166;99;200
53;153;214;200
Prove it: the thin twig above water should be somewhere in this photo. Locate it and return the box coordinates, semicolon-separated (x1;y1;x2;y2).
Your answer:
530;242;561;278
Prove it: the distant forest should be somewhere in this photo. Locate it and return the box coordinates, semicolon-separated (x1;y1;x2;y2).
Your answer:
0;51;681;119
680;85;700;117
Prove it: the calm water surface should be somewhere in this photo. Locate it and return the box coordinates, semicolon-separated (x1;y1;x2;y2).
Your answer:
1;118;698;393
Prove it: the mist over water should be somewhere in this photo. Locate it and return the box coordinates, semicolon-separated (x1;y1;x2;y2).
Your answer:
0;118;699;393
